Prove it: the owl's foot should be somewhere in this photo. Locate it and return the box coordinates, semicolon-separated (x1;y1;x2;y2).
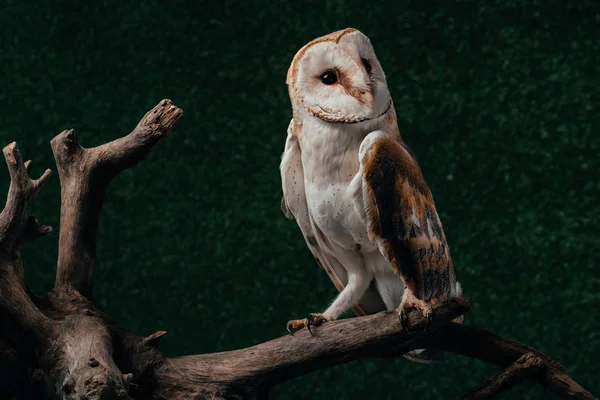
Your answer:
306;313;330;336
397;290;432;333
286;313;331;336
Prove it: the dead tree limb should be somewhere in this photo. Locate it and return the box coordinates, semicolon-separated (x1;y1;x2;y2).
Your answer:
52;99;182;299
459;353;544;399
418;323;595;400
0;99;594;400
0;143;53;341
148;298;469;399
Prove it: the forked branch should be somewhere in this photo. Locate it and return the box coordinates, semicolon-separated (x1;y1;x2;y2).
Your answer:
419;324;595;399
0;143;52;259
0;143;52;339
460;353;544;399
51;99;183;299
0;100;182;400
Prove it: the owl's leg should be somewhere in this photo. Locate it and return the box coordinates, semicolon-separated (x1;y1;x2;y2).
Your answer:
287;251;372;336
397;287;432;332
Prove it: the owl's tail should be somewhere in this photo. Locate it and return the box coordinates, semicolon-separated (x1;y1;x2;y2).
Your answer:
403;281;464;364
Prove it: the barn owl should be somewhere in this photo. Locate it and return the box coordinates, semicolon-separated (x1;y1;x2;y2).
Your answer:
280;28;463;362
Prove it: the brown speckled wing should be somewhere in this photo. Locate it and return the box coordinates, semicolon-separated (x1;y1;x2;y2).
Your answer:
361;135;455;302
280;120;386;316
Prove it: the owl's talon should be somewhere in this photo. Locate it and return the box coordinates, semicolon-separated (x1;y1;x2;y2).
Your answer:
306;313;329;336
286;322;295;336
306;318;314;337
398;311;409;332
286;318;308;335
397;289;434;333
425;310;433;331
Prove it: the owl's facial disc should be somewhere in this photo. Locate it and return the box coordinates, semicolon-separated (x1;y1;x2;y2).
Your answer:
290;29;392;125
305;62;390;123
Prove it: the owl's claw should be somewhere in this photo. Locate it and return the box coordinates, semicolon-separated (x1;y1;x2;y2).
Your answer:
397;290;433;333
398;311;409;332
425;310;433;331
306;313;329;336
306;321;314;336
286;323;294;335
286;318;307;335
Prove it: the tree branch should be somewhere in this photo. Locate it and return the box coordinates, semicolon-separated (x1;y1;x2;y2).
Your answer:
151;298;470;399
0;101;182;400
57;313;132;400
144;296;595;400
51;99;183;299
459;352;544;399
0;143;52;339
418;324;595;400
0;143;52;263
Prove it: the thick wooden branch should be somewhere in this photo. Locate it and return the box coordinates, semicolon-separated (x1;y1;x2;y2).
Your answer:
51;99;183;299
148;299;469;399
0;101;183;400
57;313;132;400
141;297;594;400
0;143;52;259
0;143;52;340
460;353;544;399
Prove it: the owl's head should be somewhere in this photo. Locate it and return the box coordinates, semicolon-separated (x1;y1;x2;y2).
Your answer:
287;28;391;125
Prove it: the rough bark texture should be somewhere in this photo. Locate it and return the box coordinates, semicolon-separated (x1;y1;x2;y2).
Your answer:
0;99;594;400
419;323;595;400
459;353;544;399
52;100;182;299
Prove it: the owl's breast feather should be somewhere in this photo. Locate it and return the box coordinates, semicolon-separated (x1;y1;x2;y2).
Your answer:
305;180;375;252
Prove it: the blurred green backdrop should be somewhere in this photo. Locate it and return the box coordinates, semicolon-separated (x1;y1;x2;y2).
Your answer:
1;0;599;399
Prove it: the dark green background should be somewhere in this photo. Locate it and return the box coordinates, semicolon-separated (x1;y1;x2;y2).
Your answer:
1;1;599;399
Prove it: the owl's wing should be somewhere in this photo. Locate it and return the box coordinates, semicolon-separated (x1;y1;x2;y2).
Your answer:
281;120;385;316
359;132;455;302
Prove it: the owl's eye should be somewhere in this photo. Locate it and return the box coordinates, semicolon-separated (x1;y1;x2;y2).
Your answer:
320;71;338;85
361;58;372;73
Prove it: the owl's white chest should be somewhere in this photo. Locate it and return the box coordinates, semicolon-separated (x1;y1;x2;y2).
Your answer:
300;125;376;252
306;179;375;250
